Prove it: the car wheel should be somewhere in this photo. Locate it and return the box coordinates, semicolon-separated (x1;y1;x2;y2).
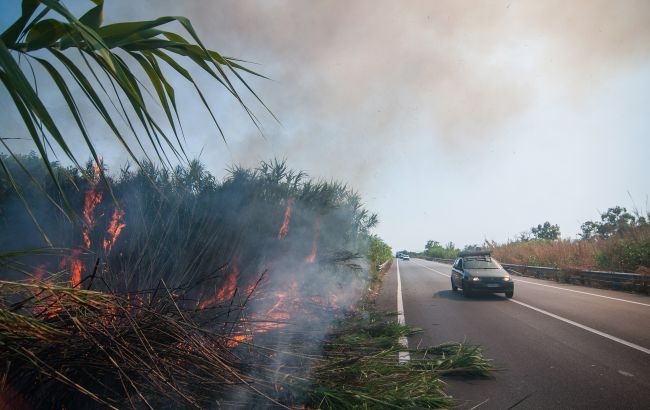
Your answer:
505;290;514;298
451;278;458;291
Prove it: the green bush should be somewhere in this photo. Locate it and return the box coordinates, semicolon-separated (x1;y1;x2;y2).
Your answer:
368;236;392;281
596;239;650;272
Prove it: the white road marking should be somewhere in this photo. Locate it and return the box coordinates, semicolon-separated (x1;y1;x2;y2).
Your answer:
412;260;450;277
396;258;410;363
508;299;650;355
512;278;650;308
411;259;650;355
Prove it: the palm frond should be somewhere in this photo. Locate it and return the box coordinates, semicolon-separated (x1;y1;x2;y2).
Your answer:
1;0;270;234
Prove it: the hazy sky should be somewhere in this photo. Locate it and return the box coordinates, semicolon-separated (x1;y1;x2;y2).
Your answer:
1;1;649;251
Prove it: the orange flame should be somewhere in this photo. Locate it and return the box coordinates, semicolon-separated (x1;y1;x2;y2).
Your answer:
103;208;126;253
277;198;294;239
305;217;320;263
82;163;103;249
199;262;239;309
59;248;84;288
226;334;253;348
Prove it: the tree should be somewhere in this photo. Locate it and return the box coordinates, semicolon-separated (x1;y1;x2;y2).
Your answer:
531;221;560;240
425;240;440;250
579;221;599;240
423;240;459;259
579;206;639;240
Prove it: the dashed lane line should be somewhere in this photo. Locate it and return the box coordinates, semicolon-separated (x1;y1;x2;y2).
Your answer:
411;259;450;277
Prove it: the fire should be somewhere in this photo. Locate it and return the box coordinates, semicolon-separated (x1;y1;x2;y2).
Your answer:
70;257;83;287
199;262;240;309
59;248;84;288
305;217;320;263
103;208;126;253
33;264;46;281
82;163;103;249
277;198;294;239
226;334;253;348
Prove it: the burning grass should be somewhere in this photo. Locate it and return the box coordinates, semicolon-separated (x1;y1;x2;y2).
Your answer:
0;273;347;408
0;156;493;408
0;276;494;408
0;281;250;409
0;157;388;407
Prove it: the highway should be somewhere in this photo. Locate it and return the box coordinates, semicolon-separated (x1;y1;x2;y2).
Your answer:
377;258;650;409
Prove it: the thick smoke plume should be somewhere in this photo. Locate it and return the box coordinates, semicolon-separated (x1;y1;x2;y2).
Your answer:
3;1;647;188
100;0;650;184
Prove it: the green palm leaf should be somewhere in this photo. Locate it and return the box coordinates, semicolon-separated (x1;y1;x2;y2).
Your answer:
1;0;271;244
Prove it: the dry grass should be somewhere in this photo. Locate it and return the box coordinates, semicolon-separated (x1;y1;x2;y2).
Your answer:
0;280;270;409
490;225;650;272
490;239;604;270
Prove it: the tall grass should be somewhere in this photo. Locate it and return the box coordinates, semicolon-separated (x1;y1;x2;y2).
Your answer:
489;226;650;272
0;154;381;408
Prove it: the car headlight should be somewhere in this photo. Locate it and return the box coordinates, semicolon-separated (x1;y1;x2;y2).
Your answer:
503;276;511;281
471;276;480;281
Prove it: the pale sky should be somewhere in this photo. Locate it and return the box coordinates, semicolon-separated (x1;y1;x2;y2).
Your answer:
1;1;649;251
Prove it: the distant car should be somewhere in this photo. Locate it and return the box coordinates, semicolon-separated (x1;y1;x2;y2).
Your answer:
401;254;410;260
451;251;513;298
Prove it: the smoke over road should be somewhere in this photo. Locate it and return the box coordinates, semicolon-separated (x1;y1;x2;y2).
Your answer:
1;0;648;247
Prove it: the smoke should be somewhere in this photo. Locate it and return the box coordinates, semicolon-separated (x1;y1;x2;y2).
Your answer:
1;0;648;188
66;0;643;188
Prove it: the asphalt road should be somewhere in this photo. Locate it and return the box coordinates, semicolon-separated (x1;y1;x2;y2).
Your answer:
377;258;650;409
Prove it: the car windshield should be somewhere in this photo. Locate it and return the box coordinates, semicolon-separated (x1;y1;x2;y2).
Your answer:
464;256;500;269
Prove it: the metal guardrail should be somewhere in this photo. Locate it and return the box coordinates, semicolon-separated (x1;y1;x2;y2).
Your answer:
499;264;647;291
423;257;648;293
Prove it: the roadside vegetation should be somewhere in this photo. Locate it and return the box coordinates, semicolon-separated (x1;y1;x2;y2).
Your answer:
422;240;460;260
304;311;493;409
490;209;650;273
0;154;387;408
411;206;650;273
416;208;649;274
368;235;393;283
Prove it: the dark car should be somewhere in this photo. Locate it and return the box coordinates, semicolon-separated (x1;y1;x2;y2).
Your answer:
451;251;513;298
